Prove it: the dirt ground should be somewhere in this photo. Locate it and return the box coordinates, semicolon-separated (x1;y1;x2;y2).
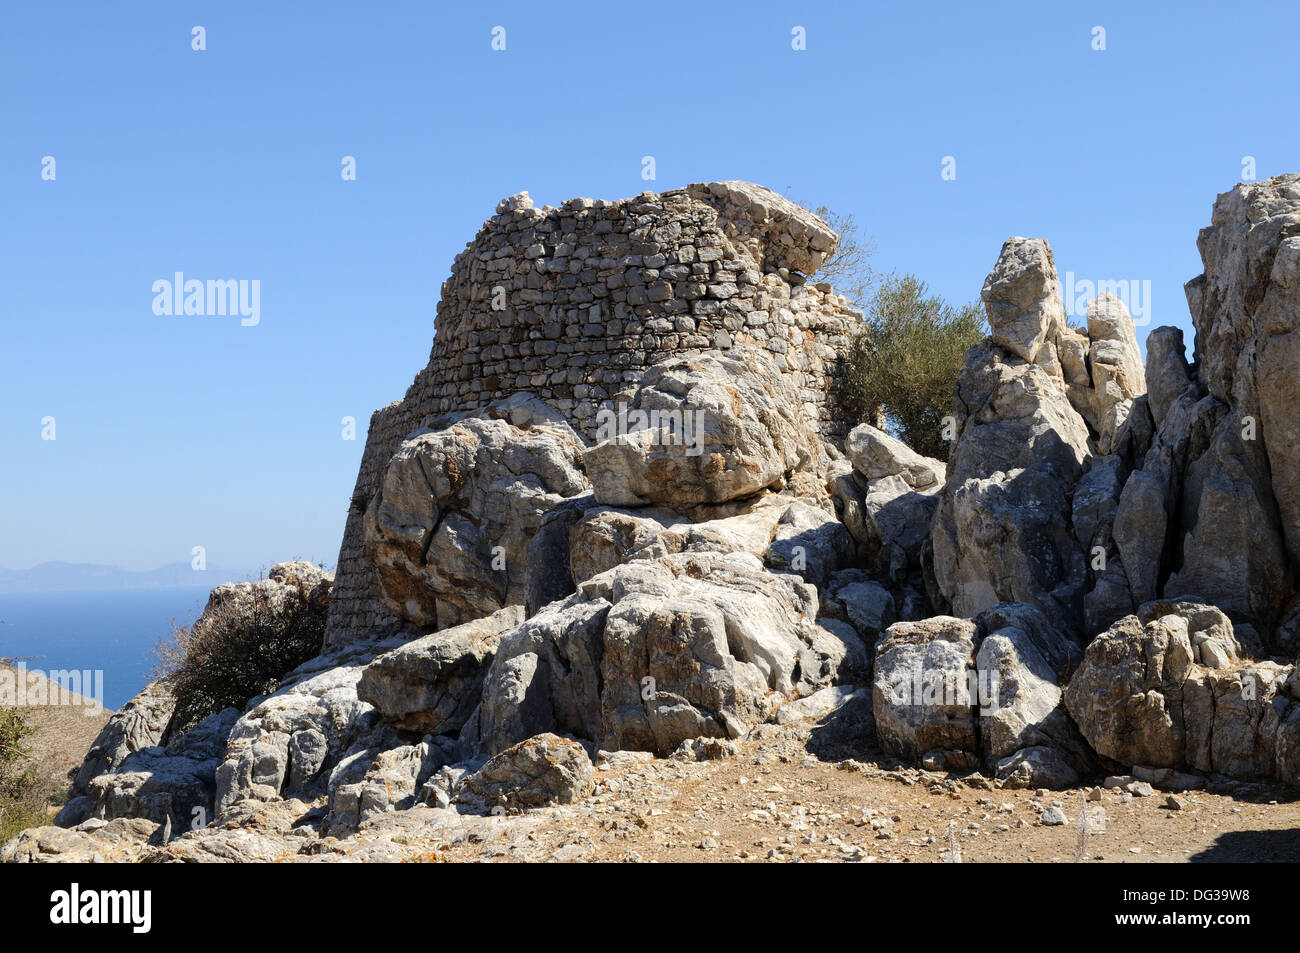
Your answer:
395;727;1300;864
6;671;1299;864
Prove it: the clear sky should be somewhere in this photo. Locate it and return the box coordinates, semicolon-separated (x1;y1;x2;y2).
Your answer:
2;1;1296;573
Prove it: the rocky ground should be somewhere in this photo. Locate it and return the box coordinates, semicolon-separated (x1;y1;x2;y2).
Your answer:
8;722;1298;863
9;176;1300;866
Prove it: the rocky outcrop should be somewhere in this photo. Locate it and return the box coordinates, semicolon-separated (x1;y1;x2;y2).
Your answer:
1106;176;1300;641
363;396;590;631
1064;600;1300;782
54;563;335;830
77;707;240;832
933;178;1300;647
477;550;866;757
355;606;525;735
66;679;176;807
872;602;1090;785
929;237;1106;632
212;635;403;817
583;350;820;508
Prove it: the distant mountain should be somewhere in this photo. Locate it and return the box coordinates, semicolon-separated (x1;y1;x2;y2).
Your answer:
0;561;255;594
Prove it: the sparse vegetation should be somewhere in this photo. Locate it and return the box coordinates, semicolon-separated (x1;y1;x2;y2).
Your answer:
843;273;986;460
152;576;329;737
808;205;876;307
0;702;41;842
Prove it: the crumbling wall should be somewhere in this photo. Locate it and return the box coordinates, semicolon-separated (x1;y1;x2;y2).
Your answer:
324;181;860;648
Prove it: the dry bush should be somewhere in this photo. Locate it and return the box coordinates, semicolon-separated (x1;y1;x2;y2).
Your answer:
153;576;329;737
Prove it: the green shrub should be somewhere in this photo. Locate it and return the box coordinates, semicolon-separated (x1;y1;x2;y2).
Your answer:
0;705;41;842
843;273;986;460
153;576;329;736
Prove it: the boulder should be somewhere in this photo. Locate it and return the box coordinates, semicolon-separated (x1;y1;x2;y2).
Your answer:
843;423;944;490
833;425;944;587
565;493;849;592
1064;600;1300;781
354;738;452;827
996;745;1080;789
356;606;526;736
478;551;865;756
872;616;980;767
582;351;817;507
364;396;590;630
873;603;1087;781
457;733;595;810
980;237;1070;366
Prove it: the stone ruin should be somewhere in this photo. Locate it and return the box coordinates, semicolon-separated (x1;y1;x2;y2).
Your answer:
325;181;860;648
16;174;1300;863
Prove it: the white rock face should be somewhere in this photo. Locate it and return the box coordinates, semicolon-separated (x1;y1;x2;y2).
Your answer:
872;603;1089;785
478;551;865;757
582;351;818;508
364;397;590;630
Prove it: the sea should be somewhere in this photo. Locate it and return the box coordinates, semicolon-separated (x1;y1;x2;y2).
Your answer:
0;587;213;710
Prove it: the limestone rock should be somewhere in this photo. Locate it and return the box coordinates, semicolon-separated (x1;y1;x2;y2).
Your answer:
872;616;980;764
582;351;817;508
457;733;595;810
78;707;240;831
980;237;1070;366
364;397;590;630
931;259;1092;626
68;679;176;801
843;423;944;490
356;606;526;736
996;746;1080;790
522;494;599;615
1064;601;1300;781
1085;294;1145;454
873;603;1088;779
213;636;407;816
478;551;864;756
973;603;1089;773
1144;326;1193;428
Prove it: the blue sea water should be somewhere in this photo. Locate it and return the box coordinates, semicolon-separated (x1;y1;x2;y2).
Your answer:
0;587;212;709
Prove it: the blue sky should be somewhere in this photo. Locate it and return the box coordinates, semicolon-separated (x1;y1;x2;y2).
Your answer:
2;1;1296;573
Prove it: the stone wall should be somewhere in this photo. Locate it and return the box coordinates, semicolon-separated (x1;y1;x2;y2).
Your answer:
324;181;861;648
